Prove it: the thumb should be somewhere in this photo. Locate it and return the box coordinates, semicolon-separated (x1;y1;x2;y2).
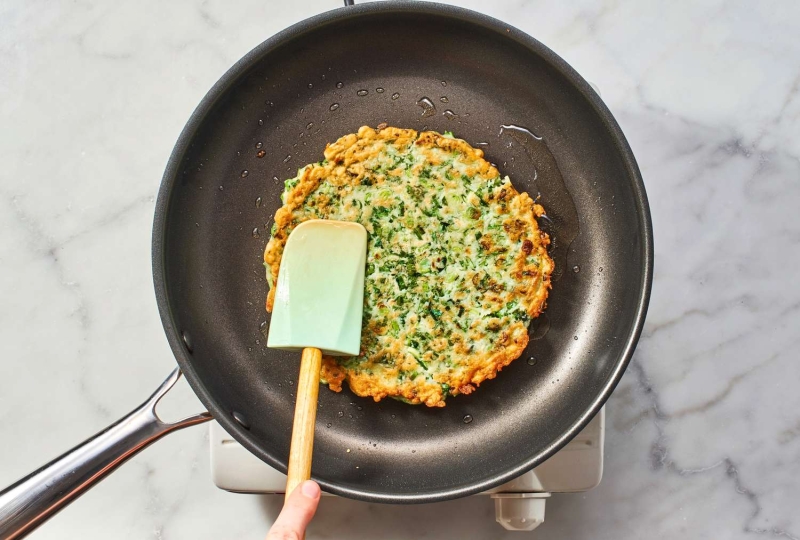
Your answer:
266;481;321;539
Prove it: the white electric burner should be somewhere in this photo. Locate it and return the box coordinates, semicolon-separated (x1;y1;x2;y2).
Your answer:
210;407;603;532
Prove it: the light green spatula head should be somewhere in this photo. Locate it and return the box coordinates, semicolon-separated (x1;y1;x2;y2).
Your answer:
267;219;367;356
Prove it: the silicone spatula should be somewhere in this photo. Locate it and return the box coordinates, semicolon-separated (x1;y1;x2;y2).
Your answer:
267;219;367;502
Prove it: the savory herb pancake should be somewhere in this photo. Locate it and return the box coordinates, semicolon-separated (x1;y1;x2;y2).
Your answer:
264;126;553;407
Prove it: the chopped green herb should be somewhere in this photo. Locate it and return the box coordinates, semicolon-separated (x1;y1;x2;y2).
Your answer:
265;127;552;407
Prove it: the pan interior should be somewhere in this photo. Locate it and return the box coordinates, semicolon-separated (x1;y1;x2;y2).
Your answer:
157;4;650;502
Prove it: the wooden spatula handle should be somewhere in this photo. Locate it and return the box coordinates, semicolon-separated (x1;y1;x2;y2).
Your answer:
285;347;322;502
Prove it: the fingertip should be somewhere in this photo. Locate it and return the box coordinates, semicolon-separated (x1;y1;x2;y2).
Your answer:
268;481;320;538
301;480;321;500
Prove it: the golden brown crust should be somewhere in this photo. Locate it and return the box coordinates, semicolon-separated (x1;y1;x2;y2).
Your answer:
265;126;553;407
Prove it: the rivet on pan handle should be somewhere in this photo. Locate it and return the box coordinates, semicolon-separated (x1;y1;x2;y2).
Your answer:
0;369;211;540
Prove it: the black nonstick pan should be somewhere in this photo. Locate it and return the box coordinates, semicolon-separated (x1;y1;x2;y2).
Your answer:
0;2;652;537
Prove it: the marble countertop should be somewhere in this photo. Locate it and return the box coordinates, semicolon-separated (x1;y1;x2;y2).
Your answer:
2;0;799;538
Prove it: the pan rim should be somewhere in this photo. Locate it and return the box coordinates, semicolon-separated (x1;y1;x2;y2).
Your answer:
152;0;654;503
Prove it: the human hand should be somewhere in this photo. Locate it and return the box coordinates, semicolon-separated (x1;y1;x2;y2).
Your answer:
266;480;321;539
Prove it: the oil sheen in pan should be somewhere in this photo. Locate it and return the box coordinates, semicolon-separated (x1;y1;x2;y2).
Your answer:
498;123;579;284
496;124;580;341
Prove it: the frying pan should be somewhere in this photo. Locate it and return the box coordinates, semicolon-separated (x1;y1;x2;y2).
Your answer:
0;1;653;537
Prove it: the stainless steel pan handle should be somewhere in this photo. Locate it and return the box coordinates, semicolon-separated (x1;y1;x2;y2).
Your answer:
0;369;211;540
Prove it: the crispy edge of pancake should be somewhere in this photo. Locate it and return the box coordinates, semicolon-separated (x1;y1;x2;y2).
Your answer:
264;126;553;407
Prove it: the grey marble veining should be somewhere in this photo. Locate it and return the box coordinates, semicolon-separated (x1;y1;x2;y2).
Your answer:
1;0;799;538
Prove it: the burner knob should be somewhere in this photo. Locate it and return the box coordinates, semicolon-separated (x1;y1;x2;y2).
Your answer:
492;493;550;532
